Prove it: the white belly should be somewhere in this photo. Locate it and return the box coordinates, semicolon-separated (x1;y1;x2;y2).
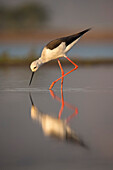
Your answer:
41;42;66;63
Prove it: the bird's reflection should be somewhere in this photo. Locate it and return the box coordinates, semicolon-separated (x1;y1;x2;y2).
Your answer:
29;91;86;147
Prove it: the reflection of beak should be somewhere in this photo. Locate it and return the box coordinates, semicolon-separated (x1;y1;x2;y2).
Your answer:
29;72;35;86
29;93;34;106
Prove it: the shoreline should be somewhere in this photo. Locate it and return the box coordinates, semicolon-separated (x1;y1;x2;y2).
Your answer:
0;56;113;66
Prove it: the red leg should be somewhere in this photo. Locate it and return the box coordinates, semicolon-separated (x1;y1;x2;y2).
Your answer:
57;59;64;90
49;55;78;90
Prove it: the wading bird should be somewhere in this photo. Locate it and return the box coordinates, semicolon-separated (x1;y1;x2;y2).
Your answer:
29;28;91;89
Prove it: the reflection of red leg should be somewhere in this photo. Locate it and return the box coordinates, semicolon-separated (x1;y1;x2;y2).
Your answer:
58;87;64;119
49;89;78;120
50;90;77;111
49;89;64;119
65;108;78;124
49;84;78;121
49;55;78;89
49;89;55;99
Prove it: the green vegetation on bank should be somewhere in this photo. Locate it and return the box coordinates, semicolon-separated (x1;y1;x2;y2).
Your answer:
0;54;113;66
0;54;36;66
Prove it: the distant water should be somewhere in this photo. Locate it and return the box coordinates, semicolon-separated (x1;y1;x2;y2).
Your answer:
0;42;113;59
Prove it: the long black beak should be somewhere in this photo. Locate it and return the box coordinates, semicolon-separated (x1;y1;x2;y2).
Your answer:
29;72;35;86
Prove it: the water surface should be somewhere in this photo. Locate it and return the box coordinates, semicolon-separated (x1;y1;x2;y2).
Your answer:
0;66;113;170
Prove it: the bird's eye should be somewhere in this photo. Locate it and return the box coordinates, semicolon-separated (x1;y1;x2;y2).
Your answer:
34;66;37;69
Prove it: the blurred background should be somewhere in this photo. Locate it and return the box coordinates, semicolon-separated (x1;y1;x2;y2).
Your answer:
0;0;113;65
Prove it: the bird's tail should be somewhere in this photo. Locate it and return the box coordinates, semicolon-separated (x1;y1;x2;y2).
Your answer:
66;126;88;148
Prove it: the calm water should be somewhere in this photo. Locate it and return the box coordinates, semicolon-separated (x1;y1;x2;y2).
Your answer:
0;65;113;170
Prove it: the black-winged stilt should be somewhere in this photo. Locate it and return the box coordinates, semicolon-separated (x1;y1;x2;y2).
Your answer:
29;28;91;89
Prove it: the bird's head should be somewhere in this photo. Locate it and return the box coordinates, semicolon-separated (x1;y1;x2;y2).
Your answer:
30;60;39;72
29;60;39;86
31;105;38;120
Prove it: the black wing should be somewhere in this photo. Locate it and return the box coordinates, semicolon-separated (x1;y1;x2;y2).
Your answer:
46;39;63;50
46;28;91;50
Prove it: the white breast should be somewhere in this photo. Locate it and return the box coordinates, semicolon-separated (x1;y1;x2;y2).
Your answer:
41;42;66;63
41;115;66;139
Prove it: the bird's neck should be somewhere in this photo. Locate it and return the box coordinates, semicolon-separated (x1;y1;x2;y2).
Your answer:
36;57;43;67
